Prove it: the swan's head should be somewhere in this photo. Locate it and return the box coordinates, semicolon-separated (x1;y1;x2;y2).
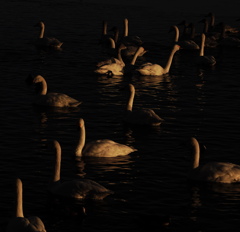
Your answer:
168;25;178;33
78;118;85;128
34;21;45;27
128;83;135;93
173;44;181;51
32;75;44;84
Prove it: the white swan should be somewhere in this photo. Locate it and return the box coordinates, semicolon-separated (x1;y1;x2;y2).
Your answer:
50;140;113;200
188;137;240;183
75;118;137;157
196;33;216;66
7;178;46;232
30;75;82;107
136;44;180;76
34;21;63;50
170;25;200;50
123;84;164;126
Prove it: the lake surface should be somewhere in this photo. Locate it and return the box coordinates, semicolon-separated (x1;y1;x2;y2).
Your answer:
1;1;240;231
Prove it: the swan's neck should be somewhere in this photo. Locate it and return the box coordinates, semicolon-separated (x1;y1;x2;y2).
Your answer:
130;47;143;65
123;18;128;37
15;179;24;218
126;85;135;111
117;47;125;66
191;138;200;169
53;141;61;182
163;45;179;74
39;78;48;95
75;123;86;157
109;37;116;49
113;28;119;44
210;13;215;29
39;23;45;39
190;24;196;39
203;20;209;34
200;34;205;56
102;21;107;35
173;25;179;43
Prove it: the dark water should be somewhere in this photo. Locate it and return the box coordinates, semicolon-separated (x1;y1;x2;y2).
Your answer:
1;1;240;231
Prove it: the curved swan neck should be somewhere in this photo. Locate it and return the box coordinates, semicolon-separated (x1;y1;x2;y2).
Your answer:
173;25;179;43
15;178;24;218
126;84;135;111
203;19;209;34
53;140;61;182
37;76;47;95
130;47;145;65
200;33;205;56
117;45;126;65
191;137;200;169
109;37;116;49
163;45;179;74
75;119;86;157
123;18;128;37
39;22;45;39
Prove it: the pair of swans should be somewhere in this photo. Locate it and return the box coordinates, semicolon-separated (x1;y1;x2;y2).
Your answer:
34;21;63;51
50;140;113;200
7;178;46;232
124;84;163;126
189;137;240;183
29;75;82;108
95;45;146;76
75;118;137;157
135;44;180;76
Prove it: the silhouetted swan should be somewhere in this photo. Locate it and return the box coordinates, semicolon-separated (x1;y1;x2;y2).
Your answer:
170;25;200;50
49;140;113;200
34;21;63;50
123;84;163;126
136;44;180;76
196;33;216;66
30;75;82;107
7;178;46;232
75;118;137;157
188;137;240;183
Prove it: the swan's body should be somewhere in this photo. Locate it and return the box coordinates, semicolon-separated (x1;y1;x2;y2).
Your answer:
34;21;63;50
31;75;81;107
196;33;216;66
188;137;240;183
75;118;137;157
7;178;46;232
50;140;113;200
136;44;180;76
123;84;163;126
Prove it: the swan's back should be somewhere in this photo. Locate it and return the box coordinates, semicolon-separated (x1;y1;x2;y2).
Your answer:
51;179;113;200
136;63;164;76
193;162;240;183
95;63;125;75
82;139;137;157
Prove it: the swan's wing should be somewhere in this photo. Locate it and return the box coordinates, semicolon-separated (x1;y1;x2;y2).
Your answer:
83;139;136;157
94;63;124;75
27;216;46;232
136;63;164;76
42;93;81;107
199;162;240;183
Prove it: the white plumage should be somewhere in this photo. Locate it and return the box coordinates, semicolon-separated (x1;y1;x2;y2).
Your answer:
7;178;46;232
188;137;240;183
30;75;81;107
75;118;137;157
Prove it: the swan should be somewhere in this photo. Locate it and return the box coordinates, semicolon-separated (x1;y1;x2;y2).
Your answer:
136;44;180;76
75;118;137;157
49;140;113;200
170;25;200;50
123;84;164;126
196;33;216;66
29;75;82;107
34;21;63;50
188;137;240;183
7;178;46;232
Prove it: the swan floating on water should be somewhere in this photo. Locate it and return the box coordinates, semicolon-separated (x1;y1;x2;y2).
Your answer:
34;21;63;51
49;140;113;200
29;75;82;108
123;84;164;126
136;44;180;76
188;137;240;183
7;178;46;232
75;118;137;157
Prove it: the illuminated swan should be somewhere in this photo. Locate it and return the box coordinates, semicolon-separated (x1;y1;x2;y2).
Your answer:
50;140;113;200
30;75;82;107
34;21;63;50
7;178;46;232
188;137;240;183
136;44;180;76
75;118;137;157
196;33;216;66
123;84;163;126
